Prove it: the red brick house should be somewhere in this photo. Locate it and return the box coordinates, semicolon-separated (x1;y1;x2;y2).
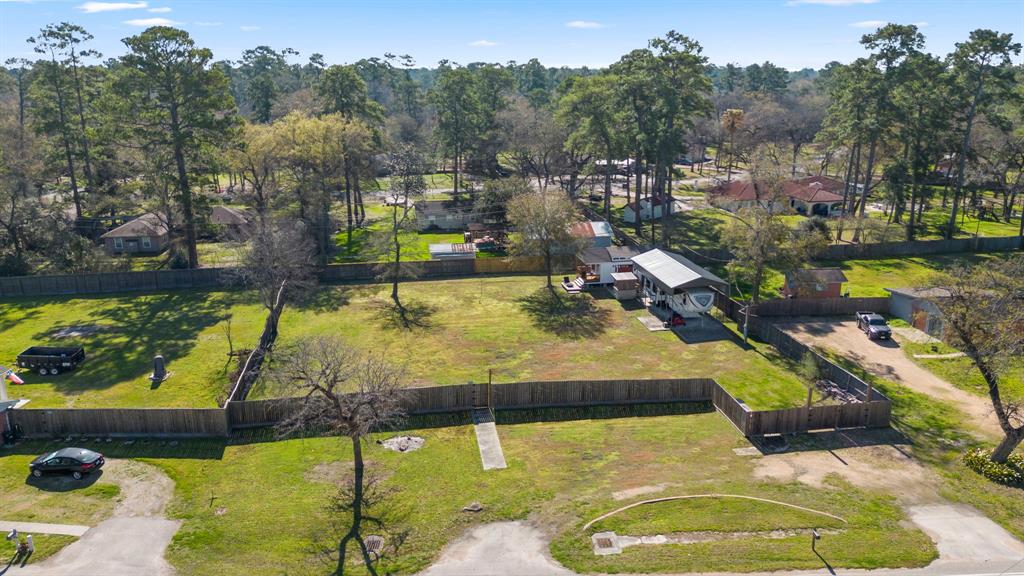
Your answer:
781;268;849;299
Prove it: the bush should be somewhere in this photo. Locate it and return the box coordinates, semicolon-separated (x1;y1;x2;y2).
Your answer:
964;447;1024;487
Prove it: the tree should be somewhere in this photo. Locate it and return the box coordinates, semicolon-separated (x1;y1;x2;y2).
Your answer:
474;177;530;226
431;64;481;200
558;74;622;219
721;153;830;304
945;30;1021;238
929;256;1024;463
376;144;426;327
114;26;239;268
506;189;582;288
240;45;298;123
229;218;317;402
28;23;97;218
317;64;384;122
720;108;745;182
276;336;407;576
231;122;283;225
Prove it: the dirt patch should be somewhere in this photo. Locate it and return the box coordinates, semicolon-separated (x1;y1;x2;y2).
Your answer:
103;459;174;517
754;444;942;504
611;484;672;501
379;435;425;453
305;461;348;484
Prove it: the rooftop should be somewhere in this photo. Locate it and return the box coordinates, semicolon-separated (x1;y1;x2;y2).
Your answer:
631;248;727;291
788;268;849;285
100;213;168;239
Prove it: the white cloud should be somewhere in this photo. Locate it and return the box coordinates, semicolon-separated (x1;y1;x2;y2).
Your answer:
850;20;886;28
787;0;878;5
194;21;222;26
913;21;929;28
78;1;147;12
0;0;36;4
148;6;170;12
469;39;497;47
123;17;179;26
240;25;261;32
565;20;605;29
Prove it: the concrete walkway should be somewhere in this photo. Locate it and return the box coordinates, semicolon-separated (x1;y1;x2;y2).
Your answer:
0;521;90;537
472;409;507;471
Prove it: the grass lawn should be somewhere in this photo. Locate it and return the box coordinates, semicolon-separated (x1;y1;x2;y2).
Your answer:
0;534;78;564
898;338;1024;403
0;453;121;525
0;410;935;575
1;276;816;410
332;202;466;263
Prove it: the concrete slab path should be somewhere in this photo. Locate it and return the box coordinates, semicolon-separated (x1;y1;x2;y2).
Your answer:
0;521;90;538
472;409;507;471
417;521;572;576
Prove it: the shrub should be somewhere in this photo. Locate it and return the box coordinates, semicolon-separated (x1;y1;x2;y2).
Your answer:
963;447;1024;487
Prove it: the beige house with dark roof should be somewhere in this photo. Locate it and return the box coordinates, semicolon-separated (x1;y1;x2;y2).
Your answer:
99;213;169;256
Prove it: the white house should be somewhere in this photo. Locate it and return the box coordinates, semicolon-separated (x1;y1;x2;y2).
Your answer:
623;196;674;223
575;246;642;286
630;249;727;318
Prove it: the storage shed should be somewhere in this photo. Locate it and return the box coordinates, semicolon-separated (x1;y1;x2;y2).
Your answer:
428;243;477;260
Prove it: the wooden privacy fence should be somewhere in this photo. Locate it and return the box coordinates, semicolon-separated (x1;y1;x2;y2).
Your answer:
0;257;568;299
752;296;891;317
10;375;887;438
11;407;229;437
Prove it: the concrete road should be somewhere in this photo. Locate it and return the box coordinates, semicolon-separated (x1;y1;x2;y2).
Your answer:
417;522;573;576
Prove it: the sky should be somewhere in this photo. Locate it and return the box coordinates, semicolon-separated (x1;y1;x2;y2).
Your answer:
1;0;1022;70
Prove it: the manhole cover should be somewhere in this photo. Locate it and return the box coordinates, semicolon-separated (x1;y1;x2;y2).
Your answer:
596;537;613;549
365;535;385;556
591;531;622;556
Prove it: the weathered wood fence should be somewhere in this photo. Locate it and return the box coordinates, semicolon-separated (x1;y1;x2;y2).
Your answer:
11;373;889;439
0;257;569;299
752;296;891;317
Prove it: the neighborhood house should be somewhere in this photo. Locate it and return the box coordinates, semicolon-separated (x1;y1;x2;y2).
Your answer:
415;199;481;231
781;268;849;298
210;205;255;237
624;196;675;223
631;248;727;318
709;176;846;217
574;245;642;287
99;213;169;256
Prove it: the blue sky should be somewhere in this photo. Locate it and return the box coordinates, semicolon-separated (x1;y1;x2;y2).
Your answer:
2;0;1021;70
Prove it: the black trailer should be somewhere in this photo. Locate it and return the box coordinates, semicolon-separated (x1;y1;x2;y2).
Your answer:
16;346;86;375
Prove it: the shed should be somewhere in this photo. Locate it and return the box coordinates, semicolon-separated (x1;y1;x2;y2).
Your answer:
631;249;727;318
610;271;638;300
886;287;949;338
782;268;849;299
428;243;477;260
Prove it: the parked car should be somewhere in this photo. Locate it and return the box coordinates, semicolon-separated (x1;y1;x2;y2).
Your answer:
16;346;86;375
856;311;892;340
29;447;105;480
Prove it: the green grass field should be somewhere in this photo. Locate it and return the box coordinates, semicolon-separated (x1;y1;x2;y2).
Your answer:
0;276;814;410
899;338;1024;403
0;411;937;575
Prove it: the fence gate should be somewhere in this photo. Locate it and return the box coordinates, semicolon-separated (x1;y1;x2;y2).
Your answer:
471;383;492;410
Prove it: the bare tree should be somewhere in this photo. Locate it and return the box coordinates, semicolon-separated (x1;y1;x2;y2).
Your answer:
374;144;426;327
506;189;584;289
930;255;1024;463
276;336;407;576
228;218;317;401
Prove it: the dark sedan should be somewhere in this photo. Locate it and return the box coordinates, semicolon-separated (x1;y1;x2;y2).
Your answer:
29;447;105;480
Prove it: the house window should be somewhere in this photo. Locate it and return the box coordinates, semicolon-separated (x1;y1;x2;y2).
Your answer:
141;237;152;249
113;238;124;250
614;264;632;273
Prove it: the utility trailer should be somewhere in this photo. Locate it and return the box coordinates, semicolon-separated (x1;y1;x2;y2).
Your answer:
16;346;86;375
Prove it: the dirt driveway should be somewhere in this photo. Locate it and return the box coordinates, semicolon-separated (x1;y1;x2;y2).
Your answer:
16;460;180;576
775;319;1001;439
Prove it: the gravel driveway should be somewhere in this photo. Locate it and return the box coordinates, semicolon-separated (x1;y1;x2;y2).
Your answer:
775;319;1001;439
